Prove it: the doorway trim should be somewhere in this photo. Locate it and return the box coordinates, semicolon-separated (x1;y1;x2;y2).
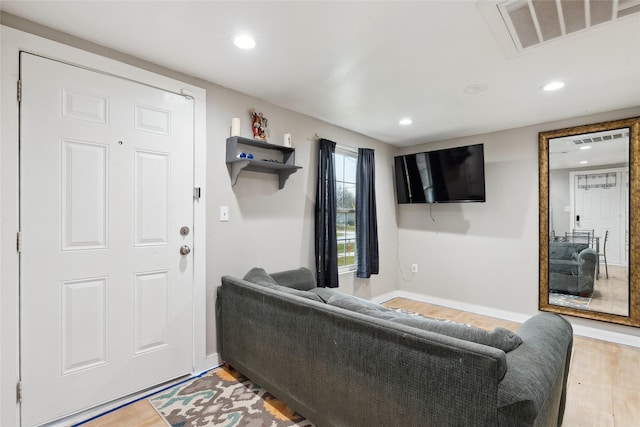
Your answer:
1;25;208;426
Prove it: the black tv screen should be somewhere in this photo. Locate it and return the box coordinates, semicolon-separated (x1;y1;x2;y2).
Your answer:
394;144;486;203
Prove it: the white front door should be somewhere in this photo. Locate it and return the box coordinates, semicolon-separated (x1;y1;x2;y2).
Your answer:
20;53;194;426
572;169;624;265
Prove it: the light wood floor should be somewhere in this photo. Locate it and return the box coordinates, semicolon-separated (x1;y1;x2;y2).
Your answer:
82;298;640;427
588;264;629;316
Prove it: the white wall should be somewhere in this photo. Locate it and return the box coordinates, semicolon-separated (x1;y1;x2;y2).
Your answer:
395;106;640;342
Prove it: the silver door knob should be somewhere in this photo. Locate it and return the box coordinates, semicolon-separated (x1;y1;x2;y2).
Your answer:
179;245;191;255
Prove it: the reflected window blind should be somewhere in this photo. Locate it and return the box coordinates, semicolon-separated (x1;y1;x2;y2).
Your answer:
577;172;617;189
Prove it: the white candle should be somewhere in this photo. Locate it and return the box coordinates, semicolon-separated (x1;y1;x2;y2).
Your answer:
230;117;240;137
283;133;292;147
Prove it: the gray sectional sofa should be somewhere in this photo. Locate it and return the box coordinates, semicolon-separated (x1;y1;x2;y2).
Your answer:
217;267;573;427
549;241;597;296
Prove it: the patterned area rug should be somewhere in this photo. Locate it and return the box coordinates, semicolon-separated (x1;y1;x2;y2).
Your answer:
549;292;591;309
150;366;314;427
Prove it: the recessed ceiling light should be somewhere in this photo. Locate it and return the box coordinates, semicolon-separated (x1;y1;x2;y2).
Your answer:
580;146;591;150
579;160;589;164
542;81;565;91
399;118;413;125
233;34;256;50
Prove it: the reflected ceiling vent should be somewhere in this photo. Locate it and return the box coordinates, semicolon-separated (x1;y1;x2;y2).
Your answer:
498;0;640;51
572;129;629;144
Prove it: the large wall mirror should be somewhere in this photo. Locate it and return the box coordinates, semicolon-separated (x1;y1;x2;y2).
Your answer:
539;116;639;326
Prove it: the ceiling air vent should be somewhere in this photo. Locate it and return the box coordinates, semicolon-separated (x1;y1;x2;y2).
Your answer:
498;0;640;51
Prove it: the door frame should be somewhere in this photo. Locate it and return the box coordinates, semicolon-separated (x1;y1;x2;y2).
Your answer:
1;25;208;426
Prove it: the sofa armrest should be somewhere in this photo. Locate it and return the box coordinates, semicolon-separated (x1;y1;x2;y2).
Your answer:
497;313;573;427
548;259;578;276
577;249;597;295
577;248;597;274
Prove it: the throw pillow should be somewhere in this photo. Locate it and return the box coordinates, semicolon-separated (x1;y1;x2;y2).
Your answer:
243;267;324;303
270;267;317;291
243;267;279;287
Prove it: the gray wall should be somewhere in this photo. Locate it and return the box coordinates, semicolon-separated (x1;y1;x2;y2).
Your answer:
3;13;640;358
395;106;640;339
0;14;400;360
549;169;571;237
202;85;399;356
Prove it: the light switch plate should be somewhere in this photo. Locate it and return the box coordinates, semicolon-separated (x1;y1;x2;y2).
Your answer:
220;206;229;221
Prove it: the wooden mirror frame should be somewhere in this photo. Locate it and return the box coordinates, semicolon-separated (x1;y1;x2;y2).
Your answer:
539;116;640;326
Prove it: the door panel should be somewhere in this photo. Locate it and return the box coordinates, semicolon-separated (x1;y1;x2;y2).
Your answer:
20;53;194;426
573;171;622;264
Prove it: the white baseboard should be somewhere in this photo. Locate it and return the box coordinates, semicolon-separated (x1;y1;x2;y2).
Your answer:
373;290;640;348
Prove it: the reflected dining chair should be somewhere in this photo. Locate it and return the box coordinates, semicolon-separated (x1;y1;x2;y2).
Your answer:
598;230;609;279
571;229;594;246
565;230;591;245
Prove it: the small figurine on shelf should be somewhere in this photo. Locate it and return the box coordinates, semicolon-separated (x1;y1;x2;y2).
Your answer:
249;108;268;141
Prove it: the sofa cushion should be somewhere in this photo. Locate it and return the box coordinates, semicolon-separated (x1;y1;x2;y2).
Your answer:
272;285;325;303
327;293;522;352
309;287;341;303
549;242;588;260
243;267;324;303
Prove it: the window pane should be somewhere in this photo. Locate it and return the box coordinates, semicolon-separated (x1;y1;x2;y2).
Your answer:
344;154;357;183
336;212;346;237
336;182;345;209
335;148;357;269
335;153;344;181
344;239;356;267
337;238;345;267
343;183;355;210
346;212;356;229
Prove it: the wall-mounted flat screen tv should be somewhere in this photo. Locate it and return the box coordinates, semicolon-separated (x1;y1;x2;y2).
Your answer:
394;143;486;203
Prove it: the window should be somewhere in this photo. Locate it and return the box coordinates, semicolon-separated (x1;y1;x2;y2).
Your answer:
335;148;357;270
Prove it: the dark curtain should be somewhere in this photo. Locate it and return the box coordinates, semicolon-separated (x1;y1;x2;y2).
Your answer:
356;148;379;278
315;138;339;288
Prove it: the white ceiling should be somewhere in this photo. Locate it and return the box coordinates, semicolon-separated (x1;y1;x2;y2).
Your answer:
1;0;639;147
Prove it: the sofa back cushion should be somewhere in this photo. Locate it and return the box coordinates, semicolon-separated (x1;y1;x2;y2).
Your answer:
549;242;588;260
243;267;324;303
327;293;522;353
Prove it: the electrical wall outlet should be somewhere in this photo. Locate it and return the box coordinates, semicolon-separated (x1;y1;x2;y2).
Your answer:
411;264;418;273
